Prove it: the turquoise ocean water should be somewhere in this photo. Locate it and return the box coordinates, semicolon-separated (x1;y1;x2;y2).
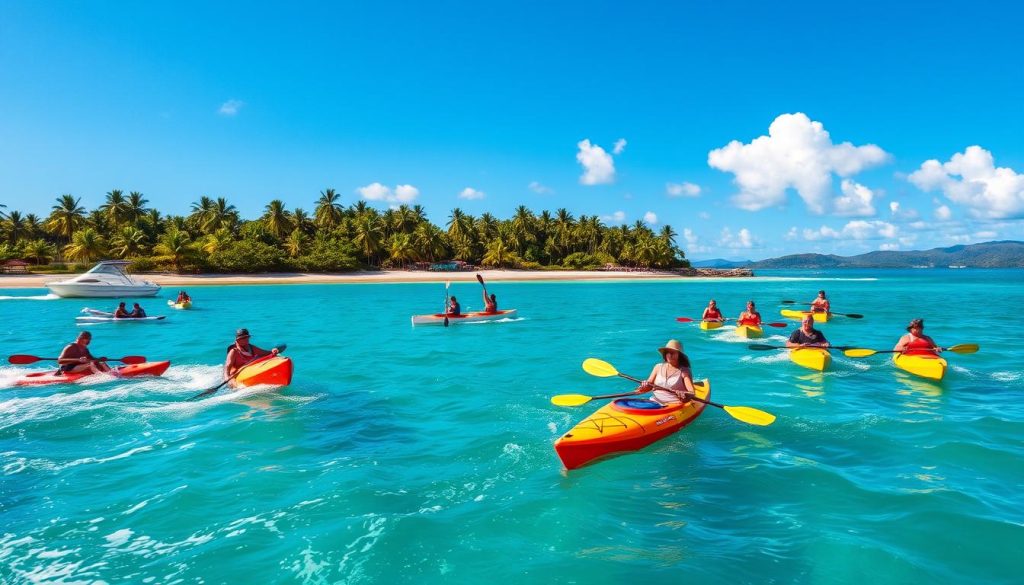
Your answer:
1;269;1022;584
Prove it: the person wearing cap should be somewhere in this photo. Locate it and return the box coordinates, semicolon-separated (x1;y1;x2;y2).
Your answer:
701;299;723;322
893;319;940;355
786;315;830;348
737;300;762;326
810;290;830;314
447;296;462;316
129;303;147;318
639;339;696;405
113;302;131;319
225;328;278;378
56;331;112;374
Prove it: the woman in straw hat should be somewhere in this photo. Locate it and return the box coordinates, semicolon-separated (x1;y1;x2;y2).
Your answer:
639;339;697;405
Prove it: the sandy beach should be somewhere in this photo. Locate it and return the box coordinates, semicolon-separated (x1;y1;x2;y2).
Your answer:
0;269;752;289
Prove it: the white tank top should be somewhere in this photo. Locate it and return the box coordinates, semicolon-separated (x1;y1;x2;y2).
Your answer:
651;363;690;404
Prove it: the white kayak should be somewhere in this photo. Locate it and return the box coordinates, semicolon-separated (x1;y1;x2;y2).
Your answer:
411;309;517;326
76;315;166;323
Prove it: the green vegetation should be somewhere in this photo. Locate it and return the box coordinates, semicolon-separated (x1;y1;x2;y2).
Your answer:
0;191;688;273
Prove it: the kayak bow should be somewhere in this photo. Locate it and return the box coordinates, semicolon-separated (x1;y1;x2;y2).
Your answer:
230;356;293;388
789;348;831;371
893;353;947;381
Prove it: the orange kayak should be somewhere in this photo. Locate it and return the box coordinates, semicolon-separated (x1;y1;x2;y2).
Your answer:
230;356;293;388
554;380;709;470
15;361;171;386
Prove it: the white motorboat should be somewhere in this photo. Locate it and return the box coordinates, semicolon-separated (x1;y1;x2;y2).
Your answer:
47;261;161;298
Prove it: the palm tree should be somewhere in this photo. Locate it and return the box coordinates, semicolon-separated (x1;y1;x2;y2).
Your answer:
388;233;416;268
284;228;308;258
352;214;382;265
24;214;43;240
314;188;343;230
482;238;516;268
110;226;149;258
262;199;293;239
24;239;56;265
204;197;238;233
392;204;418;235
47;194;86;242
100;189;129;227
292;208;313;235
63;228;107;262
200;228;235;255
413;224;447;262
3;210;27;243
153;229;196;272
126;191;149;224
447;208;473;242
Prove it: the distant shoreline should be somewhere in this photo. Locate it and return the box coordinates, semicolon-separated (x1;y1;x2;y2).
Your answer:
0;268;756;289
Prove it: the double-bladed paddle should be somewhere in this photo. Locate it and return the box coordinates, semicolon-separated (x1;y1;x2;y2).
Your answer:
676;317;788;328
747;343;850;351
186;344;286;402
780;300;863;319
843;344;979;358
8;354;146;365
549;358;776;426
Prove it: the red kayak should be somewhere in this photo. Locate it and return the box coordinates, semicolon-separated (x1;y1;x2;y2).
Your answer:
14;361;172;387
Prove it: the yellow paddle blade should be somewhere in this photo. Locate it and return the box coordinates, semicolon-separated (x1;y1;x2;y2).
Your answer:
843;348;877;358
723;405;776;426
948;343;979;354
582;358;619;378
550;394;593;407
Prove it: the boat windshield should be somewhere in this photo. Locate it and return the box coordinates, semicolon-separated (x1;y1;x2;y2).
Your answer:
83;263;134;283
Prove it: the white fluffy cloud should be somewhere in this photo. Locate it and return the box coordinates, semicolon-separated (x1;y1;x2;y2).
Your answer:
719;227;755;249
458;187;485;200
528;181;553;194
602;210;626;223
218;99;245;116
908;146;1024;218
707;112;890;214
934;204;952;220
356;183;420;204
833;180;877;217
643;211;658;225
576;139;616;185
666;182;702;197
801;220;898;241
613;138;627;155
683;228;711;253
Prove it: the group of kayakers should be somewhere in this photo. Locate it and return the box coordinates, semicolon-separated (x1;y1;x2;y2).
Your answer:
647;291;944;407
176;290;192;304
112;302;148;319
445;289;499;316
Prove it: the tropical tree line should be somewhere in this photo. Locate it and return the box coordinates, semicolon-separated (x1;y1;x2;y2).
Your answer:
0;190;689;273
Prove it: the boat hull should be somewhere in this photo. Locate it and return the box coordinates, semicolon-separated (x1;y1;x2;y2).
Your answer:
780;309;831;323
231;356;293;388
736;324;763;338
15;361;171;386
167;300;192;310
48;283;161;298
699;320;724;330
893;353;947;380
789;348;831;371
554;380;709;470
411;309;517;326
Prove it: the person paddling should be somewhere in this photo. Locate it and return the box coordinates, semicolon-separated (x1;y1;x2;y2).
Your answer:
225;328;278;378
810;290;830;314
113;302;130;319
56;331;112;374
482;289;498;313
701;299;723;322
447;296;462;316
893;318;940;355
639;339;697;405
176;290;191;303
737;300;762;326
129;303;147;318
787;315;830;348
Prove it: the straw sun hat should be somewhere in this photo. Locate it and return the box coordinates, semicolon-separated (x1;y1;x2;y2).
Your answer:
658;339;684;357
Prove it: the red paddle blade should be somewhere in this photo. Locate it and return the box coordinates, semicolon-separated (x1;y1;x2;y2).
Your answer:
119;356;147;364
7;354;46;364
767;322;788;328
675;317;694;322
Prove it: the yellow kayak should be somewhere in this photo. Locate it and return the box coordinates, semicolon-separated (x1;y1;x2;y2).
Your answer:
789;347;831;371
780;309;831;323
735;324;764;338
893;353;947;381
699;320;724;331
167;299;192;310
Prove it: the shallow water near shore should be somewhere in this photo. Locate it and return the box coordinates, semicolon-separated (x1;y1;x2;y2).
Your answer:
1;269;1022;583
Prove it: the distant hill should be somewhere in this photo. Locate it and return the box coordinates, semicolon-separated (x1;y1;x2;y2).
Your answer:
749;240;1024;268
690;258;753;268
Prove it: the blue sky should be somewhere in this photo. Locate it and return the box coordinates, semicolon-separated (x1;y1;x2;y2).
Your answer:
1;1;1022;259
